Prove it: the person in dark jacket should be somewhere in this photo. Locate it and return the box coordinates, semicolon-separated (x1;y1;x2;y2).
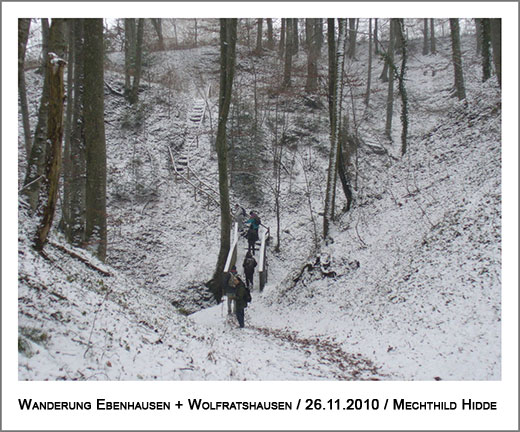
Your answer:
242;251;257;289
234;277;251;328
246;225;258;255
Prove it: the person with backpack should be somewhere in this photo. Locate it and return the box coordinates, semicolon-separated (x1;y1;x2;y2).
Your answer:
246;225;258;255
233;204;246;232
234;275;252;328
242;251;257;289
224;266;239;315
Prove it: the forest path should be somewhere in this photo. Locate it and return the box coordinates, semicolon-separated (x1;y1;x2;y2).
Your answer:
190;300;387;380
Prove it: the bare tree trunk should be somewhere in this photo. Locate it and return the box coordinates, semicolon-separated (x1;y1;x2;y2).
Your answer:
279;18;286;59
267;18;274;49
255;18;263;53
374;18;379;55
129;18;144;104
422;18;429;55
305;19;319;93
475;18;483;55
83;19;107;261
430;18;436;54
209;18;237;301
449;18;466;100
19;18;32;160
323;19;347;240
34;20;67;251
124;18;135;95
385;19;396;139
23;18;67;213
151;18;165;50
63;19;86;246
481;18;492;82
365;18;373;106
327;18;336;125
282;18;293;88
348;18;357;58
396;19;409;156
292;18;299;55
38;18;49;74
490;18;501;87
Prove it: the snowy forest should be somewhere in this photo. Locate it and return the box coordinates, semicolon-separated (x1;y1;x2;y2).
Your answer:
15;15;504;385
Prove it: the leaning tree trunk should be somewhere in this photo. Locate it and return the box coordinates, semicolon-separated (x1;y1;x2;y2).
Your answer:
490;18;501;87
209;18;238;302
83;19;107;261
33;21;67;251
18;18;32;160
449;18;466;100
323;18;347;240
23;18;67;214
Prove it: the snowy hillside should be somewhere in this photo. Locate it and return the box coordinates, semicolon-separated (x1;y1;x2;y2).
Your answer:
17;26;502;384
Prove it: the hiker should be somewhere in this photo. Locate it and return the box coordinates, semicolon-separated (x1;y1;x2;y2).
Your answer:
242;251;257;289
246;211;261;232
233;204;246;231
234;275;251;328
224;266;239;315
246;225;258;255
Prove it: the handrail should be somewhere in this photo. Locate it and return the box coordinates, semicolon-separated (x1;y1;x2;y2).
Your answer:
258;226;270;291
223;222;239;273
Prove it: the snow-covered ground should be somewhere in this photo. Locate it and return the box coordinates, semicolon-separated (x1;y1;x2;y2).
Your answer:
14;24;505;388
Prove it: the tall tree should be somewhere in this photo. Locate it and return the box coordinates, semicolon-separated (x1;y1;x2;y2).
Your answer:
33;19;67;251
365;18;373;106
292;18;299;55
255;18;263;52
396;19;409;156
475;18;483;55
305;18;319;93
151;18;165;50
490;18;501;87
62;19;86;246
38;18;50;74
327;18;336;124
347;18;357;58
129;18;144;104
266;18;274;49
385;19;396;139
18;18;32;159
374;18;380;55
282;18;293;87
124;18;136;95
422;18;429;55
83;19;107;261
430;18;436;54
323;19;347;239
209;18;238;301
449;18;466;100
481;18;492;82
279;18;286;58
23;18;67;213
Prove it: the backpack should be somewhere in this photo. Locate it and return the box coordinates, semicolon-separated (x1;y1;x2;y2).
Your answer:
254;216;261;226
226;273;238;296
244;257;256;272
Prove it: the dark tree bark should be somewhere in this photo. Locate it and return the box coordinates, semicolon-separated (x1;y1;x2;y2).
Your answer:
33;20;67;251
23;18;67;214
282;18;293;88
38;18;50;74
347;18;357;58
209;18;238;301
374;18;379;55
324;19;347;239
396;19;409;156
279;18;286;58
255;18;263;52
385;19;396;139
475;18;483;55
449;18;466;100
266;18;274;49
327;18;336;125
124;18;136;95
18;18;32;159
129;18;144;104
430;18;436;54
422;18;429;55
490;18;501;87
151;18;165;50
481;18;492;82
63;19;86;246
83;19;107;261
292;18;299;55
365;18;373;106
305;18;319;93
